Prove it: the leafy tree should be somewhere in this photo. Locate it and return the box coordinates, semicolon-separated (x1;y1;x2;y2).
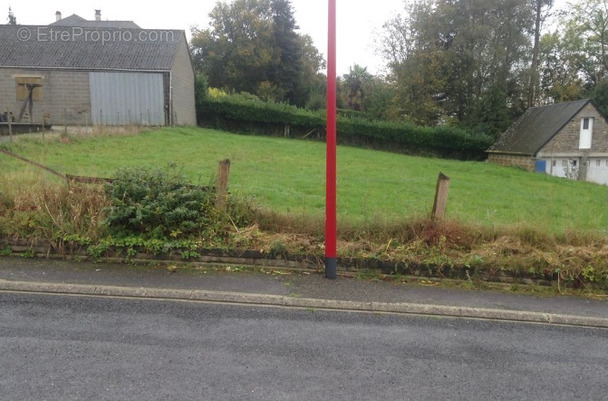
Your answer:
562;0;608;86
535;0;608;107
190;0;324;107
269;0;303;104
363;77;398;121
380;0;538;134
341;64;373;111
538;31;584;103
588;78;608;114
190;0;275;95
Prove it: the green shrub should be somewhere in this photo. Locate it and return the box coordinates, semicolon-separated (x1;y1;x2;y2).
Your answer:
197;93;494;160
104;166;220;240
195;73;208;125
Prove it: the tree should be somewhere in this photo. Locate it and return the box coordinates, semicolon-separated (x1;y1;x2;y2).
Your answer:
190;0;324;106
563;0;608;86
363;77;398;121
537;31;584;103
190;0;276;95
535;0;608;107
380;0;448;125
341;64;373;111
380;0;537;134
269;0;303;104
527;0;554;107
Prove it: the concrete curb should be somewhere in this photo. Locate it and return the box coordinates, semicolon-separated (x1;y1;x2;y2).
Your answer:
1;279;607;329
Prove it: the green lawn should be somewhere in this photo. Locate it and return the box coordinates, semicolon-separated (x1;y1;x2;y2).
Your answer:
1;126;606;233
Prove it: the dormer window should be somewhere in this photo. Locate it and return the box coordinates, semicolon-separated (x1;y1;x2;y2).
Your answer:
579;117;593;149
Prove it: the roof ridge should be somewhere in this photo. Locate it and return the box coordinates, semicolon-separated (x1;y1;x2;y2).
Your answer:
530;98;590;110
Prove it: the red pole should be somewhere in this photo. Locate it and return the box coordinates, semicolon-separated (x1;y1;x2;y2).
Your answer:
325;0;337;279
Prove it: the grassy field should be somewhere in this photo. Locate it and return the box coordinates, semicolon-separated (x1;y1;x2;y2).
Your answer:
1;126;606;234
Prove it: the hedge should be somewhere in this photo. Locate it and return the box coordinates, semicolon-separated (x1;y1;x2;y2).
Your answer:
197;94;493;160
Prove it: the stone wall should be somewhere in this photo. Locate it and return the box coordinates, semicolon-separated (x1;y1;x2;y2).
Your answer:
541;102;608;155
487;153;535;171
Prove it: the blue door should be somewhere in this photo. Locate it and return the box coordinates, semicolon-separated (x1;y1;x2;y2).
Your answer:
535;160;547;173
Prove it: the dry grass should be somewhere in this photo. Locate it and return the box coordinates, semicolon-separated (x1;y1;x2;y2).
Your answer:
0;181;108;243
1;178;605;290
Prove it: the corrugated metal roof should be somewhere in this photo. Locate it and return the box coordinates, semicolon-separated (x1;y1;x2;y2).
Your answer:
49;14;141;29
487;99;591;155
0;25;184;71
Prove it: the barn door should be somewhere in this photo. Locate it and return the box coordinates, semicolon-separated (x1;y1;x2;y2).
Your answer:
89;72;165;126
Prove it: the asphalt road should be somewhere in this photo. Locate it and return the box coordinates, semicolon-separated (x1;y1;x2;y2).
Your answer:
1;292;607;401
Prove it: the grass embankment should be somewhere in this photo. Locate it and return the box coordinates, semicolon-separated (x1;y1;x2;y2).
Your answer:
0;127;606;292
2;126;605;233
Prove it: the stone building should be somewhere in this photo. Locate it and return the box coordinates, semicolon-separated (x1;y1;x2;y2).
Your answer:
487;99;608;185
0;11;195;127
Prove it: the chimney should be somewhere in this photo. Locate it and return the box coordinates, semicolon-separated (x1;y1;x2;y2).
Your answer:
95;9;101;21
55;11;62;21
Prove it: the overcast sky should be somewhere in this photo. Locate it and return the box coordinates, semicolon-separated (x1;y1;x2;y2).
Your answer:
6;0;571;77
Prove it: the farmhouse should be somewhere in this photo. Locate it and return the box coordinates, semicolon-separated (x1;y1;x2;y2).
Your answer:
487;99;608;185
0;11;195;127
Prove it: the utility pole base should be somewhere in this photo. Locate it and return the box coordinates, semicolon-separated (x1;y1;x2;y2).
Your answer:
325;257;337;279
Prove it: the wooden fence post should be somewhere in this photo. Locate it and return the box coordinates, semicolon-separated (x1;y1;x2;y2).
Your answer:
431;172;450;220
7;109;12;142
216;159;231;210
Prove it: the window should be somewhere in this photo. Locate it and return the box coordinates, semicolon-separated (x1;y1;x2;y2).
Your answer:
562;160;567;167
552;160;556;167
579;117;593;149
15;76;43;101
597;160;601;167
571;159;578;167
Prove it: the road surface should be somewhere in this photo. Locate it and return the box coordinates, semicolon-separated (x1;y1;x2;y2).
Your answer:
1;292;607;400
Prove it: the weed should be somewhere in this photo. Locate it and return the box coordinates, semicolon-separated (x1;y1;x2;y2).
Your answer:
0;245;11;256
582;265;596;283
87;242;109;259
268;240;288;259
356;269;383;282
181;250;200;260
21;248;35;258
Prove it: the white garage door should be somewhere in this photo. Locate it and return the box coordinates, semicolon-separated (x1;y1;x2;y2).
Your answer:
586;158;608;185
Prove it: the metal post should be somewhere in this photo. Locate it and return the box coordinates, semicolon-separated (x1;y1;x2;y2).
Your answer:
325;0;338;279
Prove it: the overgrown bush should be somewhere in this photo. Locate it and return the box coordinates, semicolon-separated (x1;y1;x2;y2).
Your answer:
104;166;222;240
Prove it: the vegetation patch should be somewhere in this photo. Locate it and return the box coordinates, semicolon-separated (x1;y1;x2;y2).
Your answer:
198;92;493;160
0;128;606;293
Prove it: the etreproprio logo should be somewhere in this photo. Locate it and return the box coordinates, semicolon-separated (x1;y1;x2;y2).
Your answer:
16;26;175;45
